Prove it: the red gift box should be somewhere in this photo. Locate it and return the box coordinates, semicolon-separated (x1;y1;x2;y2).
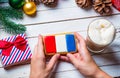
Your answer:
0;34;32;69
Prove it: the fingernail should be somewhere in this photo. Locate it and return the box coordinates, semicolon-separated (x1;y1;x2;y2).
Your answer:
56;54;60;58
67;53;70;57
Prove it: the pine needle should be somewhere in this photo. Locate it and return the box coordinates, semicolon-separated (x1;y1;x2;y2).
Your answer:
0;7;23;19
0;6;26;34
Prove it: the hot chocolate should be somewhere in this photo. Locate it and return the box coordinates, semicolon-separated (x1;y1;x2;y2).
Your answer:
87;19;116;53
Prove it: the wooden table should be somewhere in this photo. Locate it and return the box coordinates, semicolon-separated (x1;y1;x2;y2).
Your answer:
0;0;120;78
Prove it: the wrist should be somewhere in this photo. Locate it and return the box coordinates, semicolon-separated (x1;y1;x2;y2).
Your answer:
88;69;112;78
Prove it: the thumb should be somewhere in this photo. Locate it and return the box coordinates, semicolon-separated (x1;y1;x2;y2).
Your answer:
47;54;60;71
67;53;79;68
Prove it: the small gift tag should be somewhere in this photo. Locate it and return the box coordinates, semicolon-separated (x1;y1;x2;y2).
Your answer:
0;34;32;69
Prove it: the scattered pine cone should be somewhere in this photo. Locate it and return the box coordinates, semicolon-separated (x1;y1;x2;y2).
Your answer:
76;0;92;8
93;0;112;15
41;0;58;7
29;0;41;3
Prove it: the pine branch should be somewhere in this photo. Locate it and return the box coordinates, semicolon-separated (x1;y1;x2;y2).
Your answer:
0;14;26;34
0;6;23;19
0;6;26;34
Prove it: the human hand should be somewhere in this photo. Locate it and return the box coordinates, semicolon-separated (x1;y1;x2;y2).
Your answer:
30;35;60;78
60;33;112;78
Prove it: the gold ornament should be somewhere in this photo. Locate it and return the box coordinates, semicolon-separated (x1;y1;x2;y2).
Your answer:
23;2;36;15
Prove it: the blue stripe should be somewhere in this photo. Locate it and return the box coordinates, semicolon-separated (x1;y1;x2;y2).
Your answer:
4;48;16;66
0;50;2;55
66;34;76;52
2;53;5;61
2;37;10;61
4;35;16;63
18;45;28;62
25;50;31;60
11;50;20;64
7;37;10;41
20;44;29;60
13;36;17;41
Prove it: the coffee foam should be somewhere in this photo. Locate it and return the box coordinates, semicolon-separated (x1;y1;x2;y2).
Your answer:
88;19;115;46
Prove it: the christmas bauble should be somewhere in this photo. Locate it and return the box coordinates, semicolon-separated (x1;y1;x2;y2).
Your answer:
23;2;36;15
9;0;25;9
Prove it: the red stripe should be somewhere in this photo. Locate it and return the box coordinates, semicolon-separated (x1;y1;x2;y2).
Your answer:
29;53;32;58
16;50;22;62
22;47;29;60
44;36;56;54
15;34;25;62
2;36;14;65
3;56;7;65
8;48;18;64
25;48;31;59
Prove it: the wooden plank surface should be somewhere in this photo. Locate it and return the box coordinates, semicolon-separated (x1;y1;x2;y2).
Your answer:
0;1;120;78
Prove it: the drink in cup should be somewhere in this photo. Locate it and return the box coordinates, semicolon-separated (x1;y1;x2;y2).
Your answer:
86;19;116;53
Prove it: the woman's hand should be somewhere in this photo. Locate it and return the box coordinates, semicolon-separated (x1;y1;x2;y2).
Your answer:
30;35;60;78
60;33;112;78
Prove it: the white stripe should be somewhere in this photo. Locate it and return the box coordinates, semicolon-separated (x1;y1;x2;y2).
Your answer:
7;35;20;65
16;34;26;62
8;47;17;65
3;36;15;65
21;46;29;60
13;34;25;63
0;50;2;55
55;35;67;52
5;36;17;65
28;51;32;59
10;47;22;64
24;47;31;60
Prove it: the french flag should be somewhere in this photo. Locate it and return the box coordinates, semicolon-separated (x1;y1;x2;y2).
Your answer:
44;34;76;55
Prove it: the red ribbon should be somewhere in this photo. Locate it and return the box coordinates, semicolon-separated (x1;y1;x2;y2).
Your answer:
0;36;27;56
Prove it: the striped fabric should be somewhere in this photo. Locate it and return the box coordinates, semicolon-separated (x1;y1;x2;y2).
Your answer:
0;34;32;67
44;34;76;55
0;50;2;56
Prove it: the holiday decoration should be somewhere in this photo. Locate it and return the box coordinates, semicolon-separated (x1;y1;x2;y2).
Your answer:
41;0;58;7
23;2;36;15
112;0;120;11
8;0;58;15
0;34;32;69
93;0;112;15
8;0;36;16
76;0;92;8
0;6;26;34
43;34;77;55
75;0;113;15
9;0;25;9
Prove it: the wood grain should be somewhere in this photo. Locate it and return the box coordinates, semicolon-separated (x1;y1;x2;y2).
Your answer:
0;1;120;78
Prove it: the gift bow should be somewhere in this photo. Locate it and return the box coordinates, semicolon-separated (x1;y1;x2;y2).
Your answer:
0;36;27;56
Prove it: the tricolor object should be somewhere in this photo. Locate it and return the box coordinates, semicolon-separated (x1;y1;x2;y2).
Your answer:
43;34;77;55
0;34;32;69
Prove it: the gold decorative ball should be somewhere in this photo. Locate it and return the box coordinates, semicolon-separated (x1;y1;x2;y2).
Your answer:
23;2;36;15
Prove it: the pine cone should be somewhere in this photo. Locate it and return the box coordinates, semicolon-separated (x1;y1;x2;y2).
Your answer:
76;0;92;8
42;0;58;7
30;0;41;4
93;0;112;15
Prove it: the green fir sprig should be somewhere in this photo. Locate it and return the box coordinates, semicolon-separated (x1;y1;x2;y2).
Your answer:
0;6;26;34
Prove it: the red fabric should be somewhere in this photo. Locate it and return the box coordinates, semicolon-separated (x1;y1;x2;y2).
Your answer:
44;36;56;54
112;0;120;11
0;36;27;56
